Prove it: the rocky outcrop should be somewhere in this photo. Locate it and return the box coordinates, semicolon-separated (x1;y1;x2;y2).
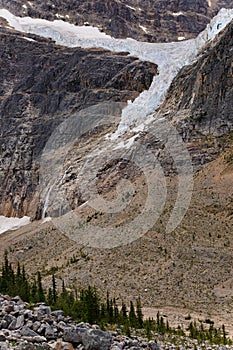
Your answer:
160;19;233;140
0;0;232;42
0;28;157;218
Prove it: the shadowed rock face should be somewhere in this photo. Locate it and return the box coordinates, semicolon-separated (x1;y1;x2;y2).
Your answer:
0;0;232;42
160;20;233;140
0;29;157;218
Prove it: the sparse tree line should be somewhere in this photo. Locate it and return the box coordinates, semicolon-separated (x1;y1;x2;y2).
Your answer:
0;252;231;345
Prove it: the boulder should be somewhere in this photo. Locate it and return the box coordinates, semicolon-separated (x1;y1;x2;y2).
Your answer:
15;315;25;329
148;341;160;350
45;325;56;339
0;332;6;342
63;327;86;344
3;314;15;328
20;327;39;337
51;310;65;318
32;321;41;332
81;329;112;350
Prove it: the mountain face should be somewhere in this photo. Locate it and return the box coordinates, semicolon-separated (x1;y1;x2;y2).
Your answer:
160;20;233;139
0;27;157;218
0;0;233;326
0;0;233;42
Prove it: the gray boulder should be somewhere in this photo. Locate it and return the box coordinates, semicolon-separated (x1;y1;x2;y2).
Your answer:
82;329;112;350
3;314;15;328
15;315;24;329
63;327;86;344
32;321;41;332
0;341;9;350
36;306;51;319
0;332;6;342
20;327;39;337
148;341;160;350
44;325;55;339
51;310;64;318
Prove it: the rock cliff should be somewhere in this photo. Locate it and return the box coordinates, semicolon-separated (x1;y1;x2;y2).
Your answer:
160;19;233;139
0;27;157;218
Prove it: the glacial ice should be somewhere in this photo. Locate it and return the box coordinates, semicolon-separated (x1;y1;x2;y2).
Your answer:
0;8;232;137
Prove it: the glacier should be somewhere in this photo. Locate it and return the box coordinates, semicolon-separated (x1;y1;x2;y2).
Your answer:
0;8;233;137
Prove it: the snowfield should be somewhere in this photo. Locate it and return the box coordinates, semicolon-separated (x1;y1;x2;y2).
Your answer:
0;216;30;234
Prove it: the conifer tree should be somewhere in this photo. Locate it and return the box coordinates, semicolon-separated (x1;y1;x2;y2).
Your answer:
222;324;227;345
100;303;106;321
31;279;38;302
136;297;144;328
52;274;57;303
113;298;119;323
17;261;21;277
129;301;138;328
37;271;45;302
144;318;153;340
120;301;128;323
108;298;114;323
47;287;53;306
19;265;30;302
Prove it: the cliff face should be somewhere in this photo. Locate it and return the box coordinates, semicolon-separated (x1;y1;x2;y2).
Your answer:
0;28;157;218
0;0;232;42
160;20;233;140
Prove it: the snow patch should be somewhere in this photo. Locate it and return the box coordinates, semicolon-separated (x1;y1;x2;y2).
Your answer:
55;13;65;19
22;36;35;41
178;36;186;41
139;24;148;33
207;0;212;7
172;12;184;16
79;201;89;208
113;134;139;150
22;4;27;9
126;5;136;11
0;216;30;234
113;8;233;136
42;217;52;223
